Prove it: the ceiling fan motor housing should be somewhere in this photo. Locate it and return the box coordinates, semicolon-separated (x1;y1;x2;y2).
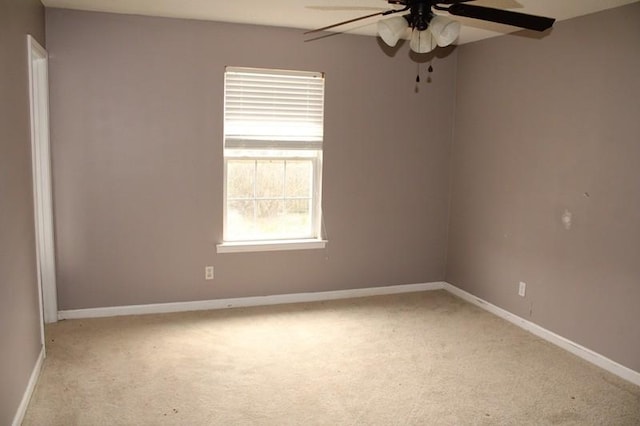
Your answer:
408;1;433;31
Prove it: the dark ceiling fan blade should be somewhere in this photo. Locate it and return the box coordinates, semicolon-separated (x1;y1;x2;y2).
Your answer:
304;7;408;35
447;4;555;31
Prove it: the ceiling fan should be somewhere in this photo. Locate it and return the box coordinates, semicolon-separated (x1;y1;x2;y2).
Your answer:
305;1;556;53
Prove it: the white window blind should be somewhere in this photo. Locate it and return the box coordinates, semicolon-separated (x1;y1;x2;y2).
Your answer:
224;67;325;150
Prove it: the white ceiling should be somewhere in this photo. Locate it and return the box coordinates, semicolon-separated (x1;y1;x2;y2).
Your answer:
41;0;639;44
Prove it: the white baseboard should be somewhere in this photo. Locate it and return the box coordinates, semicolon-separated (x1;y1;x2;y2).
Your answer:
443;283;640;387
12;345;45;426
56;281;639;387
58;281;446;320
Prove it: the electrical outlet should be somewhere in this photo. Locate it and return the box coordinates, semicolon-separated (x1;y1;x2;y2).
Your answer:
518;281;526;297
205;266;214;280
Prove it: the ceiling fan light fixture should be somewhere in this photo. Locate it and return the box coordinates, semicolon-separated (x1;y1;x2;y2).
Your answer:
410;29;436;54
377;16;409;47
428;15;461;47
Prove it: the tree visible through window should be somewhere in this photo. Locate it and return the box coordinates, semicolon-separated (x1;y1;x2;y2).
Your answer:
223;67;325;243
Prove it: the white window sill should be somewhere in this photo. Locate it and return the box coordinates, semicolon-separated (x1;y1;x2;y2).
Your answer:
216;239;327;253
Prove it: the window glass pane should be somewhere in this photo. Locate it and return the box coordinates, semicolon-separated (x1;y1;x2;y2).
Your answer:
255;200;285;238
286;199;310;215
285;160;312;198
227;200;255;240
251;200;311;238
227;160;255;199
256;160;285;198
225;158;316;240
256;199;283;220
285;199;311;236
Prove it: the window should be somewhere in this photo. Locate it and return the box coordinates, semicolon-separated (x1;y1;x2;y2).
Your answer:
218;67;326;253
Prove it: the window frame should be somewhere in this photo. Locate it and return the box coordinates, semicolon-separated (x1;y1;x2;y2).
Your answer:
217;67;327;253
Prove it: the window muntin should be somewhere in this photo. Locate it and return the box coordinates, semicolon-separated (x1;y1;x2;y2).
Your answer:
223;67;324;244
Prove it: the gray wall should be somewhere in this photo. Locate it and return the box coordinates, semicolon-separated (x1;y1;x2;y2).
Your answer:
46;9;456;310
447;3;640;372
0;0;45;423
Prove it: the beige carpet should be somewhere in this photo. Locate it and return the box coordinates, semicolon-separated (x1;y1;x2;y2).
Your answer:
23;290;640;425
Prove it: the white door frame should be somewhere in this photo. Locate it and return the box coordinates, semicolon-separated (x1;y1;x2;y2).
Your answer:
27;35;58;327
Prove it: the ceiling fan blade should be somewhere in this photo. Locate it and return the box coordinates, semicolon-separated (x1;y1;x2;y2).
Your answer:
306;6;387;12
304;7;408;35
304;11;386;35
447;4;555;31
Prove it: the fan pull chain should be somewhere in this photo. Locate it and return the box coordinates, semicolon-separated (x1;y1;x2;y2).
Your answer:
415;62;435;90
416;63;434;84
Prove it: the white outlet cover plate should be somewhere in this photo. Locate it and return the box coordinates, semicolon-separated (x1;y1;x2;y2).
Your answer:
518;282;526;297
205;266;214;280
